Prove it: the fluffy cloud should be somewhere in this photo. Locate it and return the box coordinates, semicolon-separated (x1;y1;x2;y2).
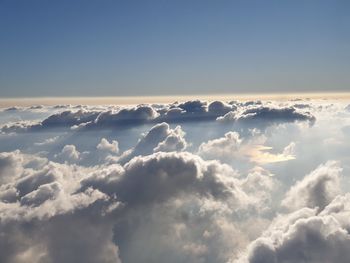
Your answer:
118;122;188;163
153;125;188;152
235;194;350;263
1;98;349;263
0;152;108;222
90;105;159;128
282;161;342;211
80;151;263;263
97;138;119;154
0;150;258;263
0;150;117;262
55;145;81;163
198;132;242;162
81;151;244;206
232;160;347;262
1;100;315;133
198;132;296;165
0;150;24;184
218;106;315;126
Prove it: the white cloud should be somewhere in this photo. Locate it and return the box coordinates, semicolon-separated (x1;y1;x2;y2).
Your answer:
0;101;316;133
55;145;81;163
198;131;242;162
218;106;315;126
0;99;349;263
34;136;59;146
282;161;342;211
97;138;119;154
154;125;188;152
118;122;188;163
234;193;350;263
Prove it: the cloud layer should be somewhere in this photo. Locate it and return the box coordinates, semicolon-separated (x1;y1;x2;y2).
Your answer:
0;98;349;263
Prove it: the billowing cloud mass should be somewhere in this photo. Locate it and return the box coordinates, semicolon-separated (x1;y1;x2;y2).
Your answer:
0;100;315;133
0;98;349;263
235;195;350;263
218;106;315;127
118;122;188;163
198;131;242;162
282;161;342;211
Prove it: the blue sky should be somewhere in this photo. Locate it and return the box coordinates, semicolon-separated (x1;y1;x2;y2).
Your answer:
1;0;349;97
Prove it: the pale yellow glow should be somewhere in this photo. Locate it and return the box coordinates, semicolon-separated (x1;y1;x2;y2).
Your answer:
0;92;350;107
243;145;296;164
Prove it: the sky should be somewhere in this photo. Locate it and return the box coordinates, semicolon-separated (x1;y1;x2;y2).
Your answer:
1;0;350;97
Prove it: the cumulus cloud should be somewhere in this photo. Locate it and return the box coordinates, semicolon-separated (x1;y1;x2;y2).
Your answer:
0;152;107;220
282;161;342;211
0;150;117;262
0;100;315;133
81;151;244;206
118;122;188;163
0;149;259;263
97;138;119;154
153;125;188;152
79;151;265;263
55;145;81;163
198;132;296;165
0;150;24;184
235;194;350;263
218;106;315;126
198;131;242;162
0;98;349;263
239;167;277;212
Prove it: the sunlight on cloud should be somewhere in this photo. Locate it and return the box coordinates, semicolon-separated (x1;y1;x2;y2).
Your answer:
0;98;349;263
244;145;296;164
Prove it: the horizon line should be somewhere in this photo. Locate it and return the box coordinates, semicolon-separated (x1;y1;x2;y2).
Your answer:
1;91;350;107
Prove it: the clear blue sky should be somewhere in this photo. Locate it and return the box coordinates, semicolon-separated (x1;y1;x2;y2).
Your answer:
1;0;349;97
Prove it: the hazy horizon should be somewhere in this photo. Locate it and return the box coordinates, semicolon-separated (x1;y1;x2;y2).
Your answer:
1;91;350;107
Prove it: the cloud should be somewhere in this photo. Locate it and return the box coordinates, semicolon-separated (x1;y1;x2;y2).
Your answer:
0;150;24;184
153;125;188;152
218;106;315;126
282;141;296;156
0;152;108;222
118;122;188;163
245;144;296;164
239;167;277;212
55;145;81;163
198;132;296;164
0;149;259;263
20;181;61;206
79;151;263;263
235;194;350;263
198;132;242;162
97;138;119;154
90;105;159;128
282;161;342;211
81;151;244;206
1;98;349;263
1;101;315;133
34;136;60;146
